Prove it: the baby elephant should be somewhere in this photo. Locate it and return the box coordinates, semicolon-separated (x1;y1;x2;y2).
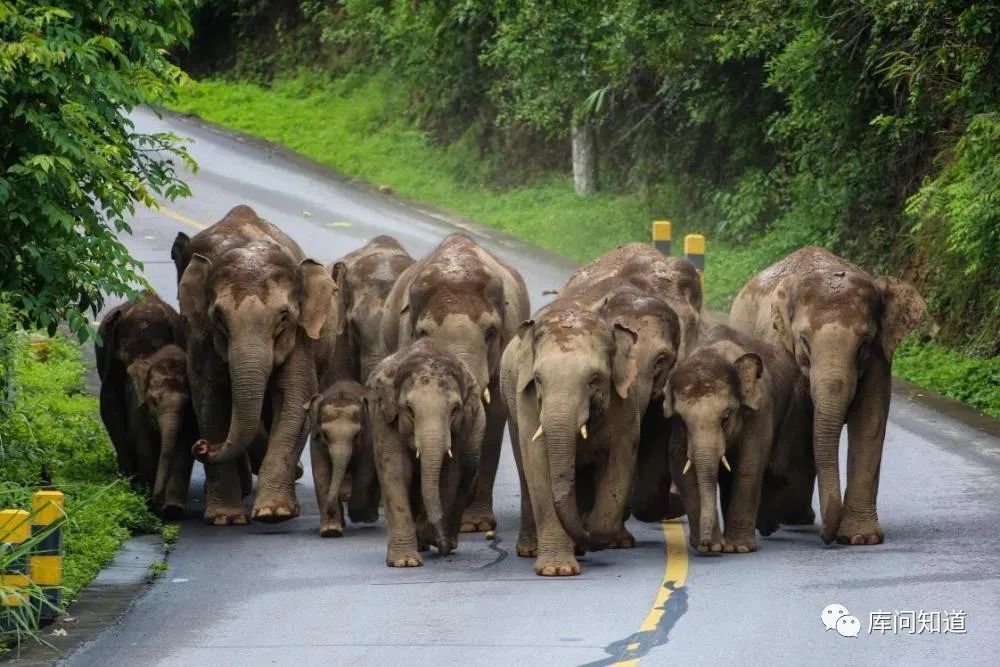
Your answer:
368;339;485;567
664;325;806;554
306;381;380;537
125;345;197;518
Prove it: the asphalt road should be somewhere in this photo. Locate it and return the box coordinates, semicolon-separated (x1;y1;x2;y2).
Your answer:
63;108;1000;666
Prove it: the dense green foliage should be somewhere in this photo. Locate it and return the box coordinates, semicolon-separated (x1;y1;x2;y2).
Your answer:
0;306;159;609
0;1;195;341
894;337;1000;418
183;0;1000;357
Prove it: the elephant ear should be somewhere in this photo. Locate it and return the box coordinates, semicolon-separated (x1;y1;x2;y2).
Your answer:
875;277;926;360
515;319;536;394
178;254;211;323
769;294;794;356
329;261;350;304
126;359;152;408
171;232;191;285
303;393;323;432
612;322;639;400
370;367;399;424
734;353;764;411
298;258;339;339
95;305;124;381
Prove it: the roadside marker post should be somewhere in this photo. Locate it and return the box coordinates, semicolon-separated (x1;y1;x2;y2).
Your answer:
684;234;706;286
652;221;672;255
0;491;64;630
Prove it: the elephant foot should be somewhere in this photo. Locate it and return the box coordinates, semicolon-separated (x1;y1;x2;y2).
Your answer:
319;521;344;538
691;538;724;555
534;555;581;577
203;507;248;526
387;550;423;568
722;535;757;554
836;516;883;545
252;498;300;523
459;508;496;533
516;537;537;558
606;528;636;550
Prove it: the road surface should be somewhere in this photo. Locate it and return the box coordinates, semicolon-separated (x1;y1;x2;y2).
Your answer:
64;108;1000;666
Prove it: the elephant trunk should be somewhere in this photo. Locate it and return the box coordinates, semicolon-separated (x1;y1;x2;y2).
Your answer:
415;420;451;554
153;406;183;506
194;341;272;464
325;437;354;518
811;370;853;543
694;452;721;547
542;399;591;550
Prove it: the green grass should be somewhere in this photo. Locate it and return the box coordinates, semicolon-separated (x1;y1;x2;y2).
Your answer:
1;326;161;648
169;73;999;418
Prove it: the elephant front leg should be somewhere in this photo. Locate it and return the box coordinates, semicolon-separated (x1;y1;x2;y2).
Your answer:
722;443;770;554
509;417;537;557
379;449;421;567
311;437;343;537
840;357;890;545
587;430;640;550
460;380;503;533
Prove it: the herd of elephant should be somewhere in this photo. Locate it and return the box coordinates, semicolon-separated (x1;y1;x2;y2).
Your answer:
96;204;926;575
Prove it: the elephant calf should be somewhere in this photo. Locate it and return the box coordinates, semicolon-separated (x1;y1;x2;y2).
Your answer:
125;345;197;518
307;380;380;537
663;325;807;554
368;339;485;567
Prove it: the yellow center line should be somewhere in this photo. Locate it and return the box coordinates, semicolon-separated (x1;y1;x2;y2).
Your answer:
153;203;207;230
613;519;689;667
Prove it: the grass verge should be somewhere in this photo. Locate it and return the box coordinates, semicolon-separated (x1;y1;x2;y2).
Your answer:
169;73;999;418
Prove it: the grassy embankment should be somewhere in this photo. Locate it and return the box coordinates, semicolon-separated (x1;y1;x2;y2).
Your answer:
170;74;999;418
1;320;163;647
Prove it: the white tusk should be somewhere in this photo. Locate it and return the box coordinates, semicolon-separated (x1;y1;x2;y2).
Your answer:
415;448;420;459
447;448;453;459
721;455;732;472
580;424;588;440
532;425;544;442
483;387;491;404
683;459;692;475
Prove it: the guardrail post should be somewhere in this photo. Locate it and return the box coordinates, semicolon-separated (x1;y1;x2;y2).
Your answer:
684;234;705;286
31;490;64;622
652;220;672;255
1;509;31;629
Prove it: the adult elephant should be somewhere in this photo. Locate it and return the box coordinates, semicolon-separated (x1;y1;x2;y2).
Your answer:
173;205;342;525
328;235;414;383
381;233;530;533
730;246;926;545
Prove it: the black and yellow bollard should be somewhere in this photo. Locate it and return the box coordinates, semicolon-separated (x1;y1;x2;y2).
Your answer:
652;220;672;255
684;234;705;286
1;508;31;628
30;490;64;622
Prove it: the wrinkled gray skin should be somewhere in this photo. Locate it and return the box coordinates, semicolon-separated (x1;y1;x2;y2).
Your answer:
381;233;529;533
730;247;926;545
125;345;197;518
328;235;414;383
96;291;184;482
501;305;641;577
307;380;380;537
368;339;485;567
664;325;808;555
172;205;343;525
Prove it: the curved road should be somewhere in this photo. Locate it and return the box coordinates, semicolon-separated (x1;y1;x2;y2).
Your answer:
66;108;1000;666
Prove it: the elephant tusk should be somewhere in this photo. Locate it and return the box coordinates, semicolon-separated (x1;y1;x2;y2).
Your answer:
580;424;588;440
447;448;453;459
482;387;491;404
721;454;732;472
532;425;544;442
683;459;692;475
415;447;420;459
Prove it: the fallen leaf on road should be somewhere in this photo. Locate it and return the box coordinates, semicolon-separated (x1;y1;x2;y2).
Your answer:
51;628;67;637
144;235;156;240
303;211;313;217
170;578;189;583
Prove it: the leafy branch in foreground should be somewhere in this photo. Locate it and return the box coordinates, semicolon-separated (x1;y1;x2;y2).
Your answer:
0;1;197;341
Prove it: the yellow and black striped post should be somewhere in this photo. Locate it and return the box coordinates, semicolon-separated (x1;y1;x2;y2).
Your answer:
652;220;672;255
1;508;31;630
30;491;64;621
684;234;706;286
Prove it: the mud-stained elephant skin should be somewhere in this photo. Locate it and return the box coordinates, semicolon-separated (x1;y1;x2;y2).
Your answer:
368;339;485;567
307;380;380;537
663;325;807;555
96;291;184;479
328;235;414;383
124;345;197;519
176;205;343;526
501;305;642;577
381;233;530;534
729;246;927;545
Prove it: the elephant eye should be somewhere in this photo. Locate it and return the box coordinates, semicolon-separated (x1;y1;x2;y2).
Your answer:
485;326;498;341
857;342;871;363
588;373;601;388
213;308;228;334
721;408;733;424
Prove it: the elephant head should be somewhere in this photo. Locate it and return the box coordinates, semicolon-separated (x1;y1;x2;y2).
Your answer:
181;239;338;465
126;344;195;514
96;292;181;380
663;347;764;548
372;339;481;554
515;308;638;548
770;266;925;539
307;381;378;524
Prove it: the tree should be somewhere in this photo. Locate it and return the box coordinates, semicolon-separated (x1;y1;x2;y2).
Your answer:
0;1;195;341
